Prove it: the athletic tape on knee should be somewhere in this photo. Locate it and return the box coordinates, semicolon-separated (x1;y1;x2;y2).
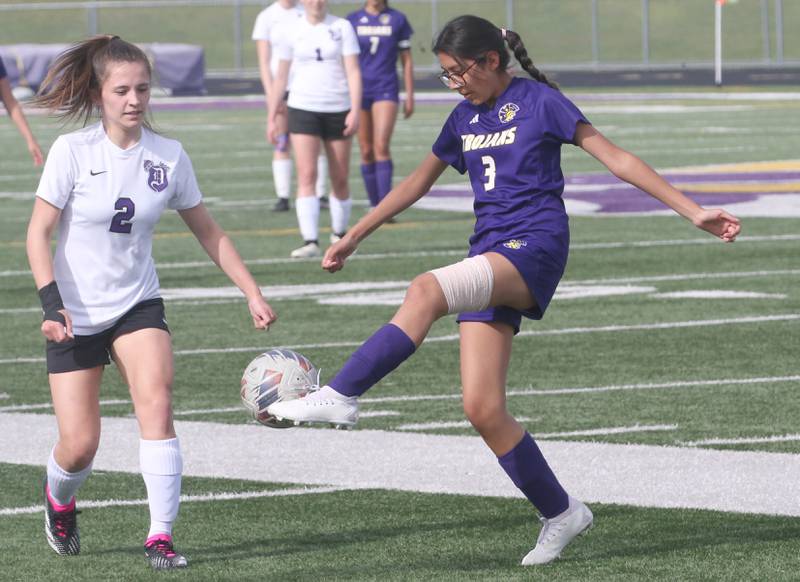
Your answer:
429;255;494;314
275;133;289;153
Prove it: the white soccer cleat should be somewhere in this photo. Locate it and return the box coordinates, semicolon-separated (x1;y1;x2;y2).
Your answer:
267;385;359;428
521;497;593;566
329;233;342;245
290;242;321;259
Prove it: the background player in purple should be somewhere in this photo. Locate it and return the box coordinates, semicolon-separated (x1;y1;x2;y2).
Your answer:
0;55;43;165
347;0;414;211
268;15;741;566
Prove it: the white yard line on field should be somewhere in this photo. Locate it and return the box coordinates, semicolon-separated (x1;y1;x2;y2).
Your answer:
0;399;129;413
363;374;800;403
0;485;350;517
1;313;798;365
681;434;800;447
1;234;798;278
2;412;800;517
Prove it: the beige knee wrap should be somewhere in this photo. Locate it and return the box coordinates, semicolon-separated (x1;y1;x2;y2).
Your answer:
429;255;495;315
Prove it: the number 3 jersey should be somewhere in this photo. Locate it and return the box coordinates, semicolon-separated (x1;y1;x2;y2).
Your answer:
35;122;202;335
432;77;589;257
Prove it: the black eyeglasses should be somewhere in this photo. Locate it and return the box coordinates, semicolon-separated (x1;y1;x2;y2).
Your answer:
437;56;486;88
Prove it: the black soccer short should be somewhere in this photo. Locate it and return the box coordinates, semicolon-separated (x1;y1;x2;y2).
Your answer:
45;298;170;374
287;107;349;140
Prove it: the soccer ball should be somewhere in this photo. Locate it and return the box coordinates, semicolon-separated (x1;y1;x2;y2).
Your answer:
240;348;318;428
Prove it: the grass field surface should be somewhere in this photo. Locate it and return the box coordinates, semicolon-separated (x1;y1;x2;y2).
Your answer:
1;90;799;579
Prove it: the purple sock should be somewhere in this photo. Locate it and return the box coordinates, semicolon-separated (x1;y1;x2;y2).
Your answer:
329;323;416;397
361;163;379;207
497;432;569;518
375;159;393;203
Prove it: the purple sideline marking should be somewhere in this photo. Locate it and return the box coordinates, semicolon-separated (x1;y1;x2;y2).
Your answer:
428;169;796;213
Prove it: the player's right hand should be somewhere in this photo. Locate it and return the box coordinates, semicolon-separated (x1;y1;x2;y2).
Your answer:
42;309;73;343
322;236;357;273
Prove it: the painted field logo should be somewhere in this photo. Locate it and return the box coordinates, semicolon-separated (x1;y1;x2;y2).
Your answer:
498;102;519;123
144;160;169;192
503;239;527;250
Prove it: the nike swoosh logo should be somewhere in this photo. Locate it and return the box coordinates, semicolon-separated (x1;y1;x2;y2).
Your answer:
90;170;108;176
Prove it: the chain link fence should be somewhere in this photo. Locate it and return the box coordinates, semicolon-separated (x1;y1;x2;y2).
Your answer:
0;0;796;75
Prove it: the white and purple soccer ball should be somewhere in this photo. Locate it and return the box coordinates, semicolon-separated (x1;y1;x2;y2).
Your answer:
240;348;318;428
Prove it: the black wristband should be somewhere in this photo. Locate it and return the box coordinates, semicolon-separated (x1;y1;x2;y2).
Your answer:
38;281;66;325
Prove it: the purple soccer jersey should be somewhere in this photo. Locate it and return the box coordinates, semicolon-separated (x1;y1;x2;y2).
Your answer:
346;7;413;96
0;56;6;80
432;77;590;320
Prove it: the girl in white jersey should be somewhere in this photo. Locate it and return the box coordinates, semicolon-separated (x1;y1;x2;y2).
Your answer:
252;0;329;212
26;36;277;571
268;0;362;259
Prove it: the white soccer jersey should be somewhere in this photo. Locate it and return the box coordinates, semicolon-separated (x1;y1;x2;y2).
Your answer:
278;14;360;112
35;122;203;335
251;1;304;78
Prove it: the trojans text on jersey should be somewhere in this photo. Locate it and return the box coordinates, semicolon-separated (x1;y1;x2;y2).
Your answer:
460;127;517;153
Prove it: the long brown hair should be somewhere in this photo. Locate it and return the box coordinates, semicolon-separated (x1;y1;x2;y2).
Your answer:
33;35;153;127
432;15;559;91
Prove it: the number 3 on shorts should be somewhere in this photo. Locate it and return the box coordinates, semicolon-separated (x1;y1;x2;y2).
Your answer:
481;155;496;191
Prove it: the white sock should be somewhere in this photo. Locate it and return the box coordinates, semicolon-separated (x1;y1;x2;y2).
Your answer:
272;158;292;200
140;438;183;538
47;449;92;506
329;196;352;236
295;196;320;242
316;155;328;198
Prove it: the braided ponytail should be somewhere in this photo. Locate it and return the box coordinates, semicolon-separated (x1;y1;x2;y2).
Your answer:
503;28;559;91
433;16;559;92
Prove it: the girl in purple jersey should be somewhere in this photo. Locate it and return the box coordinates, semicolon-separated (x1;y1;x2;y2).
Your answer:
346;0;414;211
268;15;741;565
27;36;276;570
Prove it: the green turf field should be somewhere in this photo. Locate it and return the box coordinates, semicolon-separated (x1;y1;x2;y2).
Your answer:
1;0;798;70
1;91;799;579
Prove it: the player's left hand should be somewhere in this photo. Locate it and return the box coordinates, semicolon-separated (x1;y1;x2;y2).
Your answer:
403;97;414;119
693;208;741;242
343;110;359;137
248;295;277;330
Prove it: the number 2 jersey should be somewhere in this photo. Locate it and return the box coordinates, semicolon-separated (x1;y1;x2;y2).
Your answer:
35;122;203;335
432;77;589;258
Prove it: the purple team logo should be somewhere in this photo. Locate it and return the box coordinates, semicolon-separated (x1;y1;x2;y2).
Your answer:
498;102;520;124
328;28;342;41
144;160;169;192
379;13;391;24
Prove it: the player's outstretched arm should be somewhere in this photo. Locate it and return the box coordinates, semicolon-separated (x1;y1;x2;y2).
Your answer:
575;123;741;242
322;153;448;272
0;77;43;165
179;203;277;330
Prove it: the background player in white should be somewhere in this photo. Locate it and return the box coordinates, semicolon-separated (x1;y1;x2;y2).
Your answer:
0;54;43;165
27;35;276;570
347;0;414;213
268;0;361;258
253;0;329;212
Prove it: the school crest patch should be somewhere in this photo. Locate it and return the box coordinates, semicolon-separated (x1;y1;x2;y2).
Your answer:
503;239;527;250
144;160;169;192
498;102;520;124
